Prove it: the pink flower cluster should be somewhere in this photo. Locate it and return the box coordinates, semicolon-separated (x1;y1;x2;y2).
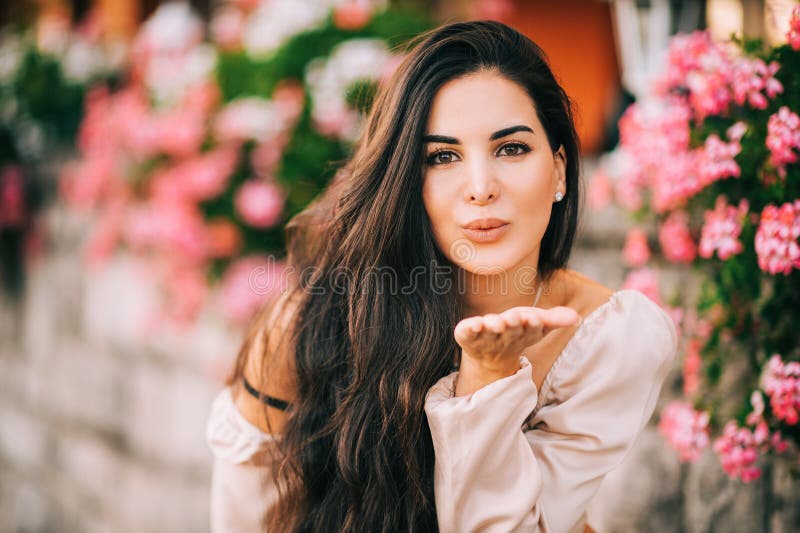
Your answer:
658;401;710;462
682;339;703;397
698;195;749;260
763;354;800;425
661;31;783;119
60;11;302;326
755;200;800;275
219;254;287;324
711;390;791;483
622;228;650;267
788;5;800;51
659;210;697;263
615;100;744;213
621;268;662;306
712;420;766;482
766;106;800;173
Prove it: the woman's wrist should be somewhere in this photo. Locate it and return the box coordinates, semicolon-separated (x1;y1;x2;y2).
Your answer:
454;353;522;397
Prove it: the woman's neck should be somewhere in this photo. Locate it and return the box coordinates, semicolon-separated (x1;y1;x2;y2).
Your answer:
460;268;567;318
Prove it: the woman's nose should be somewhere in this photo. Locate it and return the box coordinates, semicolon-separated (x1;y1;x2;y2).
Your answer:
464;159;499;204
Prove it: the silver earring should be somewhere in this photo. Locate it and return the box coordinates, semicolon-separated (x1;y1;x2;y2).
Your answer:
554;191;564;202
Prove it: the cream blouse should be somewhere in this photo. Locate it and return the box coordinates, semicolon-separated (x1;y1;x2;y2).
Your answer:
206;288;678;532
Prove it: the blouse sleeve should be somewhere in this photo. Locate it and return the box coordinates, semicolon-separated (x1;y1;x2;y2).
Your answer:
205;387;281;533
424;291;678;533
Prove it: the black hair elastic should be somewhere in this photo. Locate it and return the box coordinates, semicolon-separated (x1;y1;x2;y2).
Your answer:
242;376;291;412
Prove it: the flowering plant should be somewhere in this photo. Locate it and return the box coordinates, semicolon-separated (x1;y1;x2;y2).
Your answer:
593;8;800;481
60;0;429;329
0;13;120;296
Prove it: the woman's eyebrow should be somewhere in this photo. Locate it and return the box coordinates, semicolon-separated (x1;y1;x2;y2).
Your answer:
422;125;534;145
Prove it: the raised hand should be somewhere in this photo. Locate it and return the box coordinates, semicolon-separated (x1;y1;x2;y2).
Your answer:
453;306;581;396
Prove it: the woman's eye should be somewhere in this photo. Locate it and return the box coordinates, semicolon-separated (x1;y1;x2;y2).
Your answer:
498;143;530;157
426;150;458;166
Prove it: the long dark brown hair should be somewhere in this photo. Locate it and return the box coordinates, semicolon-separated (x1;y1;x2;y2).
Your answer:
227;20;581;532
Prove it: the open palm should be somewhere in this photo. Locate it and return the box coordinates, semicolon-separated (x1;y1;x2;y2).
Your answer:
454;306;581;372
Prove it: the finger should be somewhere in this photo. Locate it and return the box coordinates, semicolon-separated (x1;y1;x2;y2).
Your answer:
454;318;481;341
483;314;504;334
502;312;522;329
539;306;581;328
521;312;543;331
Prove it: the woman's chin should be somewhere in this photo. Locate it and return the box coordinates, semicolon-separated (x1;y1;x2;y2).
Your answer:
455;251;533;277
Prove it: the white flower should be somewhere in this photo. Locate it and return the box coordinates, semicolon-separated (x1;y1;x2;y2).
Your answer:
136;1;204;55
243;0;335;57
0;33;23;84
214;97;284;142
306;38;393;141
145;43;217;108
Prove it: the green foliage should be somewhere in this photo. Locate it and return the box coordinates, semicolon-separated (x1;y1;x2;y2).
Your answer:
201;5;431;281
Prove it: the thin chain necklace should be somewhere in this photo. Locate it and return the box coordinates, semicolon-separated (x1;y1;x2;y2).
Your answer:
532;282;543;307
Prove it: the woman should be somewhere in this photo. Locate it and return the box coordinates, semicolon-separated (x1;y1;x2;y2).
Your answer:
206;20;677;533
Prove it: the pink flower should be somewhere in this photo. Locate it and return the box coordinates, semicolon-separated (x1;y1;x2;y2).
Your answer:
729;57;782;110
650;151;701;213
622;228;651;267
0;165;26;228
153;109;206;158
713;421;763;482
206;218;243;258
149;147;238;203
746;390;765;426
124;201;209;263
755;200;800;275
272;81;305;124
183;147;239;201
159;262;209;327
77;85;117;155
696;133;741;186
210;6;244;50
587;169;612;210
766;106;800;173
234;180;285;228
660;31;733;120
333;0;375;30
59;154;117;210
181;81;220;118
698;195;749;260
658;401;710;462
683;339;703;397
622;268;662;306
219;255;286;324
762;354;800;425
659;210;697;263
115;88;161;159
250;141;284;178
787;5;800;50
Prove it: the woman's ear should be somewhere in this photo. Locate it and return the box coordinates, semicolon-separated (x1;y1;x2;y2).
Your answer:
553;145;567;193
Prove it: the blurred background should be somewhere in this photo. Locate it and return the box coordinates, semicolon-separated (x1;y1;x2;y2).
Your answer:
1;0;799;531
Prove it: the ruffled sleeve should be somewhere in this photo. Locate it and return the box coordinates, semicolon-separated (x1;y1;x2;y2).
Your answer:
206;387;281;533
424;290;678;533
426;357;546;532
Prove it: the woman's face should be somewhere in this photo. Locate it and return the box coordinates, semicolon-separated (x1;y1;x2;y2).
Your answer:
421;70;566;276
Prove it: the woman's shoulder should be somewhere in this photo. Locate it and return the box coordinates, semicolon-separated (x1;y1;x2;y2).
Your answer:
559;269;676;349
233;288;303;435
546;271;678;396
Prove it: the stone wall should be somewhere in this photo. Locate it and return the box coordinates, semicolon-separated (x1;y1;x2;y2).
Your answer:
0;195;798;532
